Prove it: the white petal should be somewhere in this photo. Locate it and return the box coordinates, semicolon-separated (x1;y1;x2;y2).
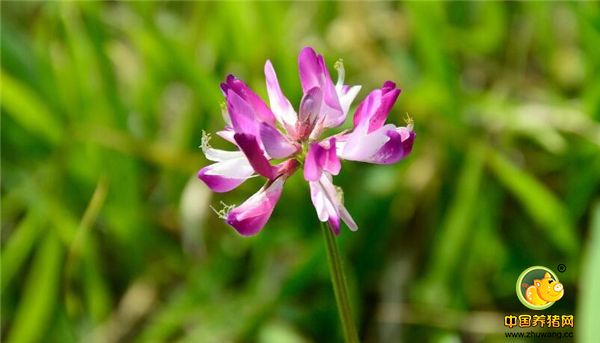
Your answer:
338;85;361;116
264;60;297;131
339;206;358;231
216;129;236;144
203;148;245;162
201;130;245;162
309;180;329;222
204;157;255;178
309;173;357;231
340;124;393;160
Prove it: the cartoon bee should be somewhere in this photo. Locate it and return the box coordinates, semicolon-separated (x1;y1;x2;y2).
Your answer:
522;272;564;306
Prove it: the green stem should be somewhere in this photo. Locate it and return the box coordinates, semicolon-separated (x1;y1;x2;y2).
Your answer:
321;222;360;343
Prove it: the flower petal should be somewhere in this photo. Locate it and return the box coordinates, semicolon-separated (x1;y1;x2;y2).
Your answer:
339;124;415;164
298;47;322;93
309;173;357;235
198;157;254;193
216;128;236;144
340;124;393;161
264;60;297;134
318;70;344;128
227;89;259;137
259;122;298;159
369;127;416;164
304;138;341;182
296;86;323;140
202;148;244;162
226;176;286;236
328;215;341;235
201;132;245;162
352;81;401;133
333;61;361;116
221;74;276;126
234;133;275;180
337;85;362;117
298;47;343;129
304;149;321;182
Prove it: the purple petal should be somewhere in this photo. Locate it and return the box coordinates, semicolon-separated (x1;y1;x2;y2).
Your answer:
226;177;286;236
370;82;401;130
222;74;276;126
369;127;416;164
298;47;343;129
317;55;343;116
352;81;401;133
298;47;322;93
304;138;340;181
298;87;323;124
340;125;415;165
304;145;322;182
220;74;236;95
259;122;298;159
197;156;255;193
328;214;341;235
323;139;342;176
293;87;323;140
296;86;323;139
198;167;248;193
352;90;376;130
234;133;275;180
227;90;259;136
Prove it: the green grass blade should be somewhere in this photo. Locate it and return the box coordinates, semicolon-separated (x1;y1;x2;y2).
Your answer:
487;147;578;257
7;231;63;343
421;143;484;305
1;212;40;292
1;69;62;144
577;202;600;343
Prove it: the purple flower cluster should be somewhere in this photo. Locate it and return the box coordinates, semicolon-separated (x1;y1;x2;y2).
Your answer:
199;47;415;235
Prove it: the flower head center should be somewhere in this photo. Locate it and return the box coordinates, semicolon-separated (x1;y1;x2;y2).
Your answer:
294;141;310;165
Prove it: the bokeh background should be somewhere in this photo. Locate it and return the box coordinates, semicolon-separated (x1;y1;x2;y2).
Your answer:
2;2;600;342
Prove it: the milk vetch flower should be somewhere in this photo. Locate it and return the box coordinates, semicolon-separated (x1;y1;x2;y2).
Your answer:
198;47;415;236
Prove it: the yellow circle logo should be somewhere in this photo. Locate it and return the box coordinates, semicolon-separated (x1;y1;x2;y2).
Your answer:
516;266;564;310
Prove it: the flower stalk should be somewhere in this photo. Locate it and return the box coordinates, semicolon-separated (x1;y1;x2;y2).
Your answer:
321;221;360;343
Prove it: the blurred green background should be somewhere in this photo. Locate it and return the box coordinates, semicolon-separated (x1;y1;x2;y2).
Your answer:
2;2;600;342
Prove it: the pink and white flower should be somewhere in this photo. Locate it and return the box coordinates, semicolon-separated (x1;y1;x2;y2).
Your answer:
199;47;415;236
